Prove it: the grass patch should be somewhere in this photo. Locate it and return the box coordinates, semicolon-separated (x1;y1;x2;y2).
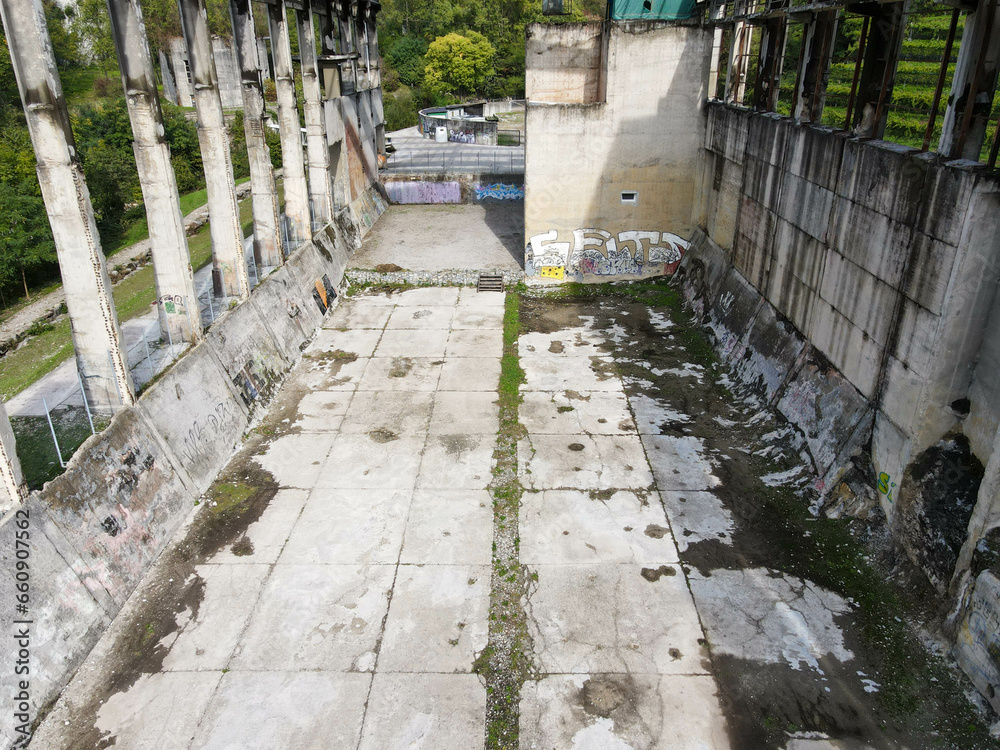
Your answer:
476;291;532;750
12;407;110;490
0;186;261;401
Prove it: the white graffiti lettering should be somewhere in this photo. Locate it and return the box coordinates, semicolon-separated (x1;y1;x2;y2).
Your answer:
525;228;690;279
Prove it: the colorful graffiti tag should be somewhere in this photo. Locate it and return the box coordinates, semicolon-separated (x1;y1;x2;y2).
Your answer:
525;228;689;280
877;471;896;503
475;183;525;201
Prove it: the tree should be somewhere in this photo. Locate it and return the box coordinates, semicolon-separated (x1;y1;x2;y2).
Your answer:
386;36;427;87
423;32;495;98
73;0;120;78
0;183;57;299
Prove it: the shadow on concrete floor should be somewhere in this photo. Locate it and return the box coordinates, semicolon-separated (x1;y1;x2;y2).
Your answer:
349;203;525;272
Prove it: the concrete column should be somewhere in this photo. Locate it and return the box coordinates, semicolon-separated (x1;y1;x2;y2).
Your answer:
230;0;284;267
178;0;250;300
268;0;311;244
0;401;26;506
160;48;178;104
939;0;1000;160
0;0;135;411
793;10;839;124
297;2;334;228
171;37;195;107
850;1;907;138
108;0;201;343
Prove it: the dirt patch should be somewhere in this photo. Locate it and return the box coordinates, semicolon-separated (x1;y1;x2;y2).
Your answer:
375;263;405;272
644;524;669;539
368;428;399;443
389;357;413;378
65;457;279;747
640;565;677;582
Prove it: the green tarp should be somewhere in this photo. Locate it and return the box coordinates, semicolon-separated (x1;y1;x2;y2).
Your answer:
610;0;698;20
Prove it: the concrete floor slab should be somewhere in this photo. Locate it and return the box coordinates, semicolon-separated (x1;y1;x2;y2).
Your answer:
161;563;271;671
293;391;353;432
527;564;707;675
417;434;495;489
232;563;394;671
375;328;449;358
519;434;654;490
520;391;635;435
520;355;621;392
660;490;736;552
280;489;412;565
446;328;503;358
628;392;693;435
357;357;444;391
317;434;425;490
386;305;456;330
208;489;309;565
282;354;370;392
400;490;493;565
519;674;730;750
521;490;679;565
642;434;722;491
92;672;222;750
395;286;460;306
307;327;384;358
326;299;395;330
438;357;502;391
458;287;505;307
191;672;371;750
340;391;434;435
357;673;487;750
378;564;490;673
519;328;605;357
452;306;504;329
429;392;499;434
254;432;337;488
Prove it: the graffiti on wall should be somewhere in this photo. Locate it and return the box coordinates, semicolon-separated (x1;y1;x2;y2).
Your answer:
475;183;525;201
877;471;896;504
525;228;689;280
450;129;476;144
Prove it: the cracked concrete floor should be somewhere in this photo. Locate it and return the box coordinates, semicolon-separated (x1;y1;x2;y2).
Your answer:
32;287;500;749
516;322;729;750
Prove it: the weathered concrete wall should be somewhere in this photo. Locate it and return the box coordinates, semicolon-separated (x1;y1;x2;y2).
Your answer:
169;37;194;107
211;36;243;109
525;23;605;104
384;174;525;204
0;213;362;748
955;569;1000;715
523;21;711;283
686;102;1000;601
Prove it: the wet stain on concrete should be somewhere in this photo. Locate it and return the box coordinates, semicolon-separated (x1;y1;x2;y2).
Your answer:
640;565;676;581
644;524;669;539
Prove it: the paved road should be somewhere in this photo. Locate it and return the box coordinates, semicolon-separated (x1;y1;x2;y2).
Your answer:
381;126;525;175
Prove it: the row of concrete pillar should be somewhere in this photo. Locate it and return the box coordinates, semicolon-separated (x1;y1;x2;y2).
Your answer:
0;0;381;502
713;0;1000;159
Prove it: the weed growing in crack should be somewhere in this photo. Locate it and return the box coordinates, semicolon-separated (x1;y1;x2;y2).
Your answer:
475;290;535;750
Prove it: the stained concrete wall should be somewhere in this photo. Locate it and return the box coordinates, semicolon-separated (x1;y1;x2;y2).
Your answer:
684;102;1000;600
523;21;711;282
384;174;525;204
525;23;605;104
0;186;388;748
164;36;242;109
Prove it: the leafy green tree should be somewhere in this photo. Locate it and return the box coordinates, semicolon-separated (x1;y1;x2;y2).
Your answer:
386;36;428;87
423;32;495;98
43;0;82;67
73;0;117;78
0;183;57;299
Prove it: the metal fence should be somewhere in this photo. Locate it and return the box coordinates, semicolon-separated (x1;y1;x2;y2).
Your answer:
379;148;525;175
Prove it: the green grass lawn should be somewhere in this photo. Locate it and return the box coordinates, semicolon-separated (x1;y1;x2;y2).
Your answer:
0;185;264;400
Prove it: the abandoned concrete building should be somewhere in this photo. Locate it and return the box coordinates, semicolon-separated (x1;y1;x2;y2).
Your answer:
1;0;1000;744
